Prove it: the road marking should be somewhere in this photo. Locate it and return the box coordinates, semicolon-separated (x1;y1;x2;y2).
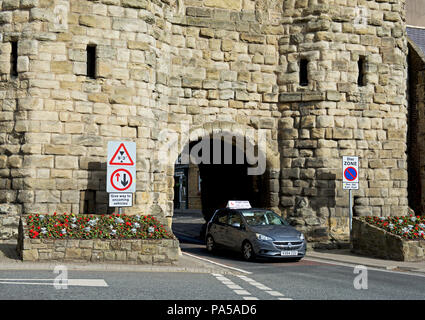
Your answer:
0;278;108;287
265;290;284;297
305;257;425;278
236;275;290;300
212;274;257;300
183;252;252;274
234;289;251;295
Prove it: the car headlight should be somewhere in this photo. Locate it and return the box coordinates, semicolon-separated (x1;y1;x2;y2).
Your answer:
299;233;305;240
256;233;274;241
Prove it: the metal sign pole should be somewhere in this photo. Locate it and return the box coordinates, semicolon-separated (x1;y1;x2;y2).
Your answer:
349;189;353;239
118;207;122;215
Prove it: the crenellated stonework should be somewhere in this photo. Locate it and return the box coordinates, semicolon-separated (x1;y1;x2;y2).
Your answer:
0;0;413;244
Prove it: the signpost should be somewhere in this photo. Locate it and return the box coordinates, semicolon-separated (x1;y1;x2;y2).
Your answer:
342;156;359;235
107;141;136;213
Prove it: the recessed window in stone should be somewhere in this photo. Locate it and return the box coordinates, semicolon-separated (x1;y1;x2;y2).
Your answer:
299;59;308;86
86;44;96;79
357;56;366;87
10;41;18;78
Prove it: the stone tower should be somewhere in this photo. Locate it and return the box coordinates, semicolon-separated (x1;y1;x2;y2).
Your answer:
0;0;409;243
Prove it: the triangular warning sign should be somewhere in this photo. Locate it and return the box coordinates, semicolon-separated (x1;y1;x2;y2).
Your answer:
109;143;135;166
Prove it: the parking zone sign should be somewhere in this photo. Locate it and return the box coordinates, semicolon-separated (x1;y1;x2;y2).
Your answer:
342;156;359;190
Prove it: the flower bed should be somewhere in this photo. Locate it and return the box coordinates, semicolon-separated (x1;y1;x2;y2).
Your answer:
351;216;425;262
362;212;425;240
17;213;179;265
25;213;173;240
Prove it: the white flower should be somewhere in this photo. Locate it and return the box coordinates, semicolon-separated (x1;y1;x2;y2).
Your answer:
61;228;67;235
411;217;417;222
388;223;394;229
380;217;386;221
88;219;98;226
71;223;77;228
131;228;137;234
148;226;154;233
419;223;425;229
402;227;409;233
40;227;47;234
133;222;140;228
135;215;140;221
110;229;116;236
115;218;124;224
398;219;404;224
39;215;45;221
83;226;91;232
408;225;414;229
70;217;77;223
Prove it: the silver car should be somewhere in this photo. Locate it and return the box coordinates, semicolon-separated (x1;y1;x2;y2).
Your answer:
205;208;307;261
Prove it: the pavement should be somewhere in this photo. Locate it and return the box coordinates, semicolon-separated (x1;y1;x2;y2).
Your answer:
1;209;425;275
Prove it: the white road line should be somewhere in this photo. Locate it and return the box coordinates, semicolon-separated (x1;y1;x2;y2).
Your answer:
234;289;251;295
183;252;252;274
236;275;290;300
305;257;425;278
226;284;244;290
0;279;108;287
265;290;284;297
212;274;257;300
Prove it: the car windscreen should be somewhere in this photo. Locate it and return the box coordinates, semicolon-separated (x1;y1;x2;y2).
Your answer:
241;210;290;226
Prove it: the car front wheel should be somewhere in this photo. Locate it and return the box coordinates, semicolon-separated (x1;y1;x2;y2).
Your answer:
206;235;216;253
242;241;255;261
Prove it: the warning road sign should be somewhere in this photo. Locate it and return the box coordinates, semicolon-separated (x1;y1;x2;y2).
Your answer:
107;167;136;193
108;141;136;166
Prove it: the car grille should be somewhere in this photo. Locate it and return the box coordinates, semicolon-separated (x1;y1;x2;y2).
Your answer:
273;241;303;250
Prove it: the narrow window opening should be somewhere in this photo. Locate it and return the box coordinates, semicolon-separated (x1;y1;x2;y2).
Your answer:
357;56;366;86
11;41;18;78
86;44;96;79
299;59;308;86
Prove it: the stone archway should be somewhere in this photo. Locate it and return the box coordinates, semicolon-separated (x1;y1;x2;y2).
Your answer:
161;121;280;235
407;38;425;214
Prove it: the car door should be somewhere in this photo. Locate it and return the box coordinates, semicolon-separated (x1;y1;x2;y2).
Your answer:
208;209;229;248
224;210;247;251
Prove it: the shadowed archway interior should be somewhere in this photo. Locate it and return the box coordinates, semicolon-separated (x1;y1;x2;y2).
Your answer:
175;135;269;222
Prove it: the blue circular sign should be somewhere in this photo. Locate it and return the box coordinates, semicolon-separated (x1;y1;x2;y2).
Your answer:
344;167;357;181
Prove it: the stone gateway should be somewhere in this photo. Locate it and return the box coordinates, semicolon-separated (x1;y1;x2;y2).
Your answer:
0;0;421;245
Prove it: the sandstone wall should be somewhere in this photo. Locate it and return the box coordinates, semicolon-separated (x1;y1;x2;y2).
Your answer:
277;0;409;240
0;0;411;242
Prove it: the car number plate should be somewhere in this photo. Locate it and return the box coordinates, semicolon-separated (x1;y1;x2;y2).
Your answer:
281;250;298;256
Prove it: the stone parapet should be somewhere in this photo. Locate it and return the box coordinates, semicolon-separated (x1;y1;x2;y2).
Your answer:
351;217;425;262
17;217;179;265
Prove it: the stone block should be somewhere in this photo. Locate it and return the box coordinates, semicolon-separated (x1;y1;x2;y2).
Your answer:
65;248;81;259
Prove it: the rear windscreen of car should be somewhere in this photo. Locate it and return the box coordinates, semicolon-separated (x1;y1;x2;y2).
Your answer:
241;210;290;226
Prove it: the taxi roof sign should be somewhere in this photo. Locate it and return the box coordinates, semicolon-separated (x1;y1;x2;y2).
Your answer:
226;201;251;209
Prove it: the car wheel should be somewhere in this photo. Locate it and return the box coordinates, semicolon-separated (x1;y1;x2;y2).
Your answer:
206;235;216;253
242;241;255;261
